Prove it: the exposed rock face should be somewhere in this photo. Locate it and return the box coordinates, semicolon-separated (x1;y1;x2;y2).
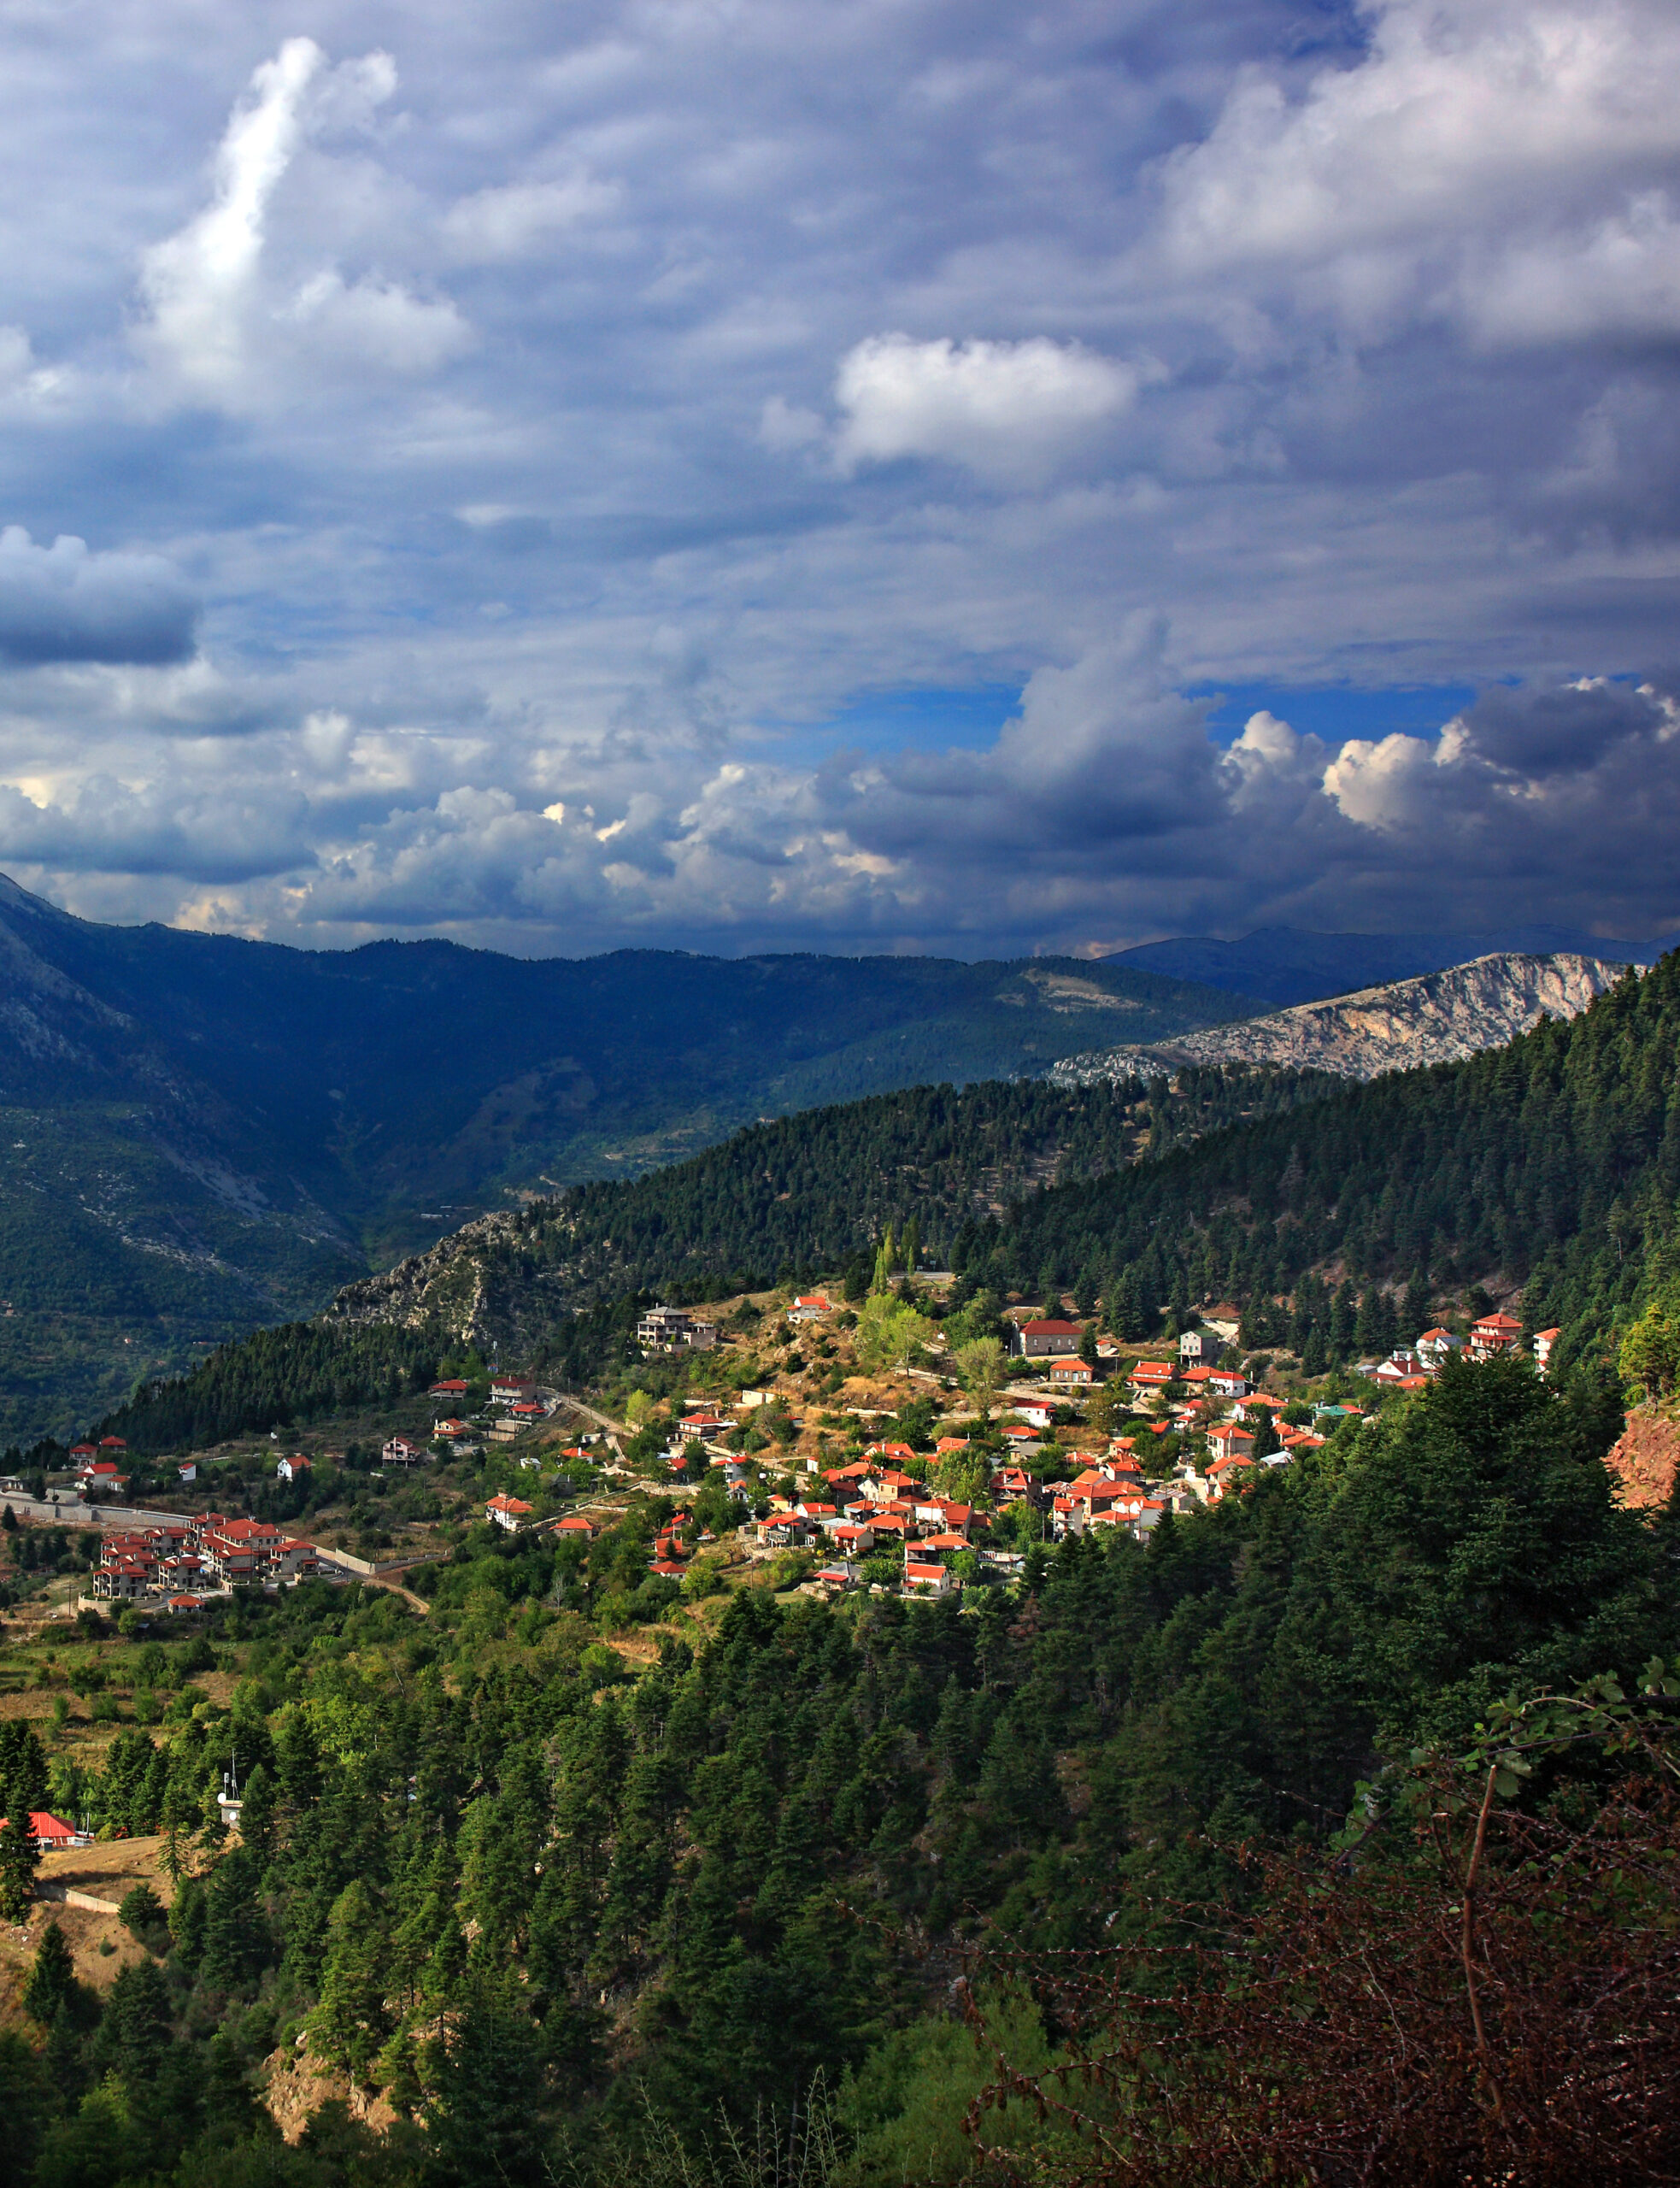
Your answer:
329;1204;559;1350
1604;1408;1680;1510
1049;953;1636;1087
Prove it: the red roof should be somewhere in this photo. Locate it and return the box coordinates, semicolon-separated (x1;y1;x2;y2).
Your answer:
0;1811;77;1845
1019;1319;1081;1337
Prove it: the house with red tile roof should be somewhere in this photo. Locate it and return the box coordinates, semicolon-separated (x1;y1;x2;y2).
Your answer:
198;1515;284;1583
0;1810;84;1849
486;1492;534;1532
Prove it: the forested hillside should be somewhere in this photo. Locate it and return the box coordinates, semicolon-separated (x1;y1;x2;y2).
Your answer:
92;952;1680;1451
3;1358;1676;2185
326;1064;1339;1344
87;1067;1336;1451
961;954;1680;1382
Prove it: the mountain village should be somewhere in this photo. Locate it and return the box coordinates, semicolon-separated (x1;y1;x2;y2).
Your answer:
1;1279;1560;1626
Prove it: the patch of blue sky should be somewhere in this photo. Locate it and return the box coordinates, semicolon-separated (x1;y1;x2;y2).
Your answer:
1190;682;1479;751
770;683;1025;758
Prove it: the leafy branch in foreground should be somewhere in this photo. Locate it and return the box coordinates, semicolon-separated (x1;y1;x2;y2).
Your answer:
960;1664;1680;2187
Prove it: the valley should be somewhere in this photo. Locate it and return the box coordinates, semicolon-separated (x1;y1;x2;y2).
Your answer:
0;873;1258;1442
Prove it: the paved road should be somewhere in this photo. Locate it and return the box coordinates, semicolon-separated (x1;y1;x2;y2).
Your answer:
552;1391;626;1438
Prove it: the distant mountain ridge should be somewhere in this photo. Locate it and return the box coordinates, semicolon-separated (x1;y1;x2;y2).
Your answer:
1105;922;1673;1006
0;872;1257;1440
1049;952;1636;1086
101;951;1680;1456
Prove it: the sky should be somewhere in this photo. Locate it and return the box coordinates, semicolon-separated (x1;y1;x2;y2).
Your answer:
0;0;1679;961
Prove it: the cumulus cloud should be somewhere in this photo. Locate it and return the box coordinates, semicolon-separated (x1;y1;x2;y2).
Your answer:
1152;0;1680;349
0;773;312;882
133;37;470;408
0;528;197;667
11;654;1680;957
832;334;1142;479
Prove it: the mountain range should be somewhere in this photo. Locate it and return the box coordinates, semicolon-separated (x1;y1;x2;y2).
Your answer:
103;946;1680;1456
1105;922;1677;1005
1049;951;1634;1086
0;873;1253;1440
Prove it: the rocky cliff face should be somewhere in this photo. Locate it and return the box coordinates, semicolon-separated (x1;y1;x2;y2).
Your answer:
1603;1408;1680;1510
1049;952;1636;1087
328;1208;531;1345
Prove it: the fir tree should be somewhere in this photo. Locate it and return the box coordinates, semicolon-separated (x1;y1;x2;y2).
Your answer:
0;1807;38;1922
20;1921;74;2030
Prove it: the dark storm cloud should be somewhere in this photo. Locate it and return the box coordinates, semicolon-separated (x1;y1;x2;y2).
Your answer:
1457;681;1670;779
